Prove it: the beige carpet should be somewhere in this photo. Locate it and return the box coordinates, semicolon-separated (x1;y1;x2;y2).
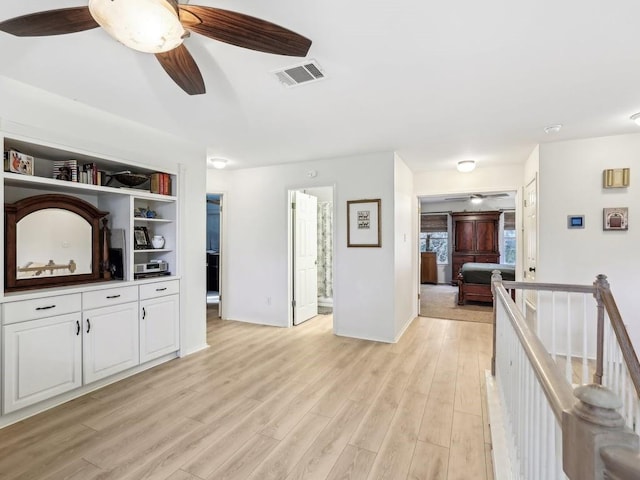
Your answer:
420;284;494;324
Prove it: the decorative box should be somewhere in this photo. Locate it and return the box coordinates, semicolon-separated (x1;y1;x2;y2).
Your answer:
4;150;34;175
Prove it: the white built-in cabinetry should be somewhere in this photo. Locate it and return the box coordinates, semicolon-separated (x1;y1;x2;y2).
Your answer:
0;132;182;424
3;307;82;413
139;280;180;363
82;286;140;384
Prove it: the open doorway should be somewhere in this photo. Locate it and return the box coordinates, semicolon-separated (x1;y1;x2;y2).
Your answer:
418;191;517;321
206;194;222;318
288;186;334;327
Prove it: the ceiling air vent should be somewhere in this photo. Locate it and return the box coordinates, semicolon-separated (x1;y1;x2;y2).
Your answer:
273;60;326;88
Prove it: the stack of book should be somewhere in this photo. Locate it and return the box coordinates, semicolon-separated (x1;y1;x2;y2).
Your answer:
79;162;102;185
52;160;78;182
150;173;172;195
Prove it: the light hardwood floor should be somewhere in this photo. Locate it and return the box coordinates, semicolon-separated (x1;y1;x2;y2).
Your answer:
0;313;495;480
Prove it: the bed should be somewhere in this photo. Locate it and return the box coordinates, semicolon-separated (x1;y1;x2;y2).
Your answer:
457;262;516;305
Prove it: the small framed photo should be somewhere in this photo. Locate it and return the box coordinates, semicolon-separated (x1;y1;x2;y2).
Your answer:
603;207;628;231
134;226;152;249
347;199;381;247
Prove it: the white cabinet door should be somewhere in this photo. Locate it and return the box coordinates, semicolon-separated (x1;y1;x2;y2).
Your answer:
140;294;179;363
3;313;82;414
83;302;139;384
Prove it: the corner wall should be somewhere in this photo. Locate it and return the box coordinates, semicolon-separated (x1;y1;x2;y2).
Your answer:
538;133;640;350
394;155;418;338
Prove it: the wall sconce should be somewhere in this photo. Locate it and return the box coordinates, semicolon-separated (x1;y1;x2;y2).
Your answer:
603;168;630;188
457;160;476;173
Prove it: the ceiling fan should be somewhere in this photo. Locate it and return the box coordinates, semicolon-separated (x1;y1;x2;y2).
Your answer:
0;0;312;95
443;193;510;203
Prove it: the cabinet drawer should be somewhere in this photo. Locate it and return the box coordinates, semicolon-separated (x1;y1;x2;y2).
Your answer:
3;294;82;325
474;255;500;264
139;280;179;300
83;286;138;310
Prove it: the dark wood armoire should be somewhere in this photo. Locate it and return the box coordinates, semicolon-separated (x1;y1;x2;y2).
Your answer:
451;211;500;284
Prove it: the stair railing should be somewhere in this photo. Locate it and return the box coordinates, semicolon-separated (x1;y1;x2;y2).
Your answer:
491;272;640;479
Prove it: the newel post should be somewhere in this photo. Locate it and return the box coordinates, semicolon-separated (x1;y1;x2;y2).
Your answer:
490;270;502;376
592;274;608;385
562;384;639;480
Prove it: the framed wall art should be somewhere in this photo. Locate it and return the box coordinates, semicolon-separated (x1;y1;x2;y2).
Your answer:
347;199;381;247
134;225;152;249
603;207;628;231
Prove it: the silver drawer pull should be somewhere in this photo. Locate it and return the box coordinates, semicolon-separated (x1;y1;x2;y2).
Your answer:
106;294;121;299
155;288;167;292
35;305;56;311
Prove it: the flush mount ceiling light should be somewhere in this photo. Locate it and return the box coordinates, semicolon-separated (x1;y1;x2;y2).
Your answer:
630;113;640;126
89;0;186;54
457;160;476;173
208;158;227;169
470;195;483;205
544;124;562;134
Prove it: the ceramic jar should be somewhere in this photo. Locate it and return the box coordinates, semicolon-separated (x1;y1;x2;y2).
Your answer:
151;235;165;249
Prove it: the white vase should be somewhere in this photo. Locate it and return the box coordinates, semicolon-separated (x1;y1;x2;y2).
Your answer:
151;235;165;249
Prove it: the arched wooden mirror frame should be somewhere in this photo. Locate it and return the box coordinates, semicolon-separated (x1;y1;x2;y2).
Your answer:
5;194;108;292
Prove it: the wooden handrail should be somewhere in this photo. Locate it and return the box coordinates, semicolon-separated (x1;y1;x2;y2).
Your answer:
494;281;575;421
502;280;595;294
595;275;640;399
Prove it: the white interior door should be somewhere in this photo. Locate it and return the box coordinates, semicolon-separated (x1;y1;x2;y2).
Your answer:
524;176;537;283
523;176;538;329
293;191;318;325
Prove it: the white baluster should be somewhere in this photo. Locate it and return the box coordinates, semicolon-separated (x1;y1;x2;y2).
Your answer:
552;291;557;361
566;292;573;383
582;293;589;384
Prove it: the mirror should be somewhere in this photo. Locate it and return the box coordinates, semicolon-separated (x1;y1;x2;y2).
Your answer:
16;209;92;279
6;194;108;291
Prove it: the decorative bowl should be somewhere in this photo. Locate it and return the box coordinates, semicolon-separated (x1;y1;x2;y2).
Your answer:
107;171;149;187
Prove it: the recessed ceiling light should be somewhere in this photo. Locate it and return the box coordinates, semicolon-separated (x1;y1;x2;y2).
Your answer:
457;160;476;173
630;113;640;126
544;124;562;134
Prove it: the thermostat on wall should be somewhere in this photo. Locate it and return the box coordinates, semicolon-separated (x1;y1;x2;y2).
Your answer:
567;215;585;229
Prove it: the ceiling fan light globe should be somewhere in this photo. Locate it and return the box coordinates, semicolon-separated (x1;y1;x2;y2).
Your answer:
89;0;185;53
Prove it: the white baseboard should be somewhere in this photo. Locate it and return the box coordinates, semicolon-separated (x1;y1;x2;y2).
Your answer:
394;315;417;343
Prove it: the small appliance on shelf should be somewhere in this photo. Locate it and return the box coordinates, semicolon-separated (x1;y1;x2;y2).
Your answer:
134;260;170;279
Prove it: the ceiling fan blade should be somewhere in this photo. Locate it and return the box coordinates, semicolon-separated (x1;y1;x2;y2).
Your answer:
155;44;206;95
485;193;510;198
443;197;469;202
0;7;98;37
179;5;312;57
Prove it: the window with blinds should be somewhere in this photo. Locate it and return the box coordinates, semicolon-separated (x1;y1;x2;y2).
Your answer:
503;210;516;265
420;214;449;264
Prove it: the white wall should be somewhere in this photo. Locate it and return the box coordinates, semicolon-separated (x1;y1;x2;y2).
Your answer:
538;133;640;350
394;155;418;339
304;186;333;202
0;75;208;356
207;151;409;343
414;164;524;197
420;196;515;213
